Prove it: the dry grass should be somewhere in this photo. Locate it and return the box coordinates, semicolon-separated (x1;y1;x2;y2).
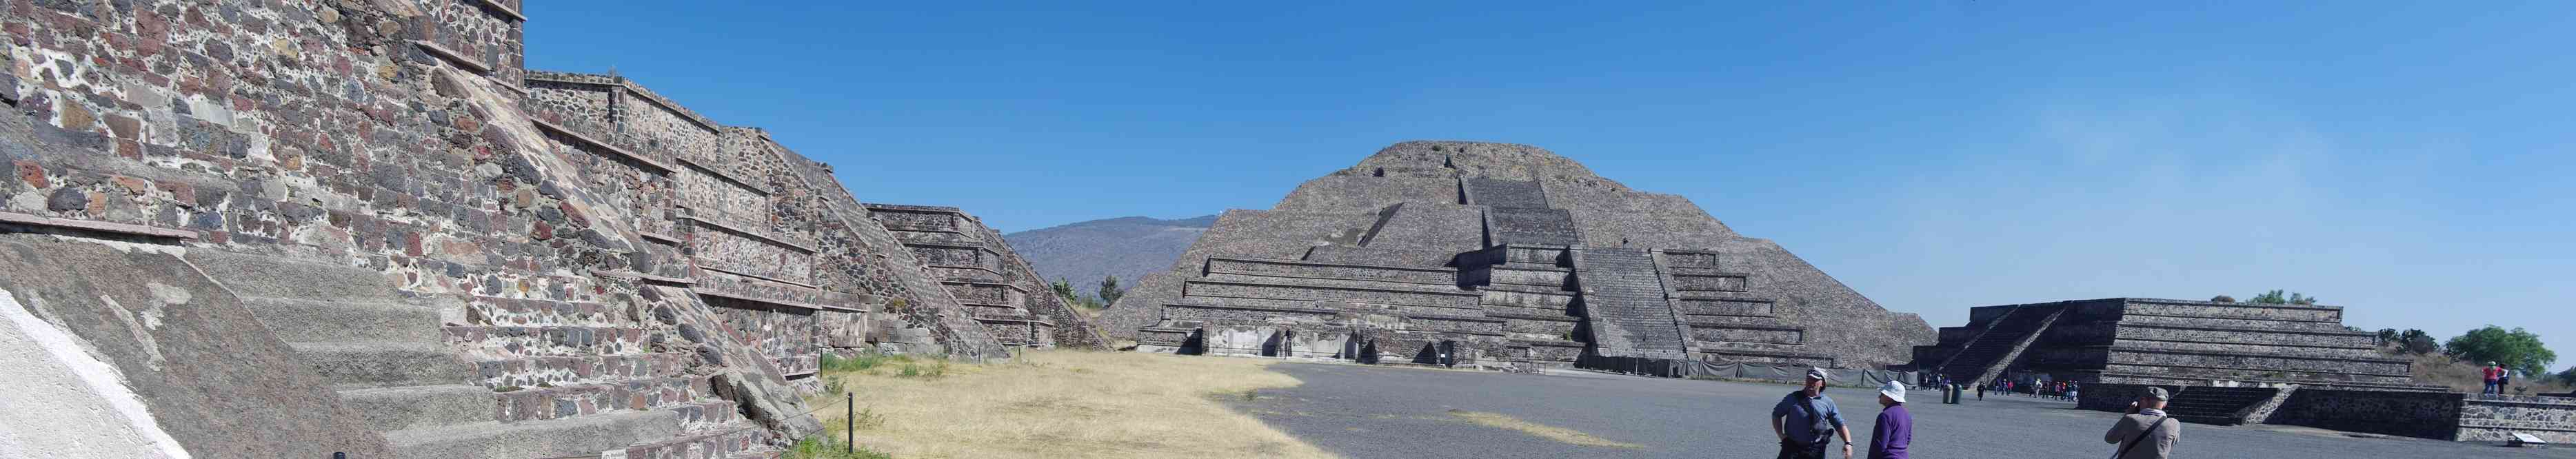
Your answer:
1447;410;1642;449
2404;350;2573;395
808;350;1334;458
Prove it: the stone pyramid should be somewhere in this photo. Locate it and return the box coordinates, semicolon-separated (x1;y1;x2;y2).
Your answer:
1102;141;1932;371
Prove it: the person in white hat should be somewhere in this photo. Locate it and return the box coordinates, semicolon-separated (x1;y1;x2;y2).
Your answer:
1866;380;1912;459
1771;367;1851;459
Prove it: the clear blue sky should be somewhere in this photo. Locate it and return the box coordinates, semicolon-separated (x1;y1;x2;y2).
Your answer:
527;2;2575;368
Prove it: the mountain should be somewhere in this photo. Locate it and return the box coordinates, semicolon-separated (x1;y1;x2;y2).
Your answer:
1003;215;1219;298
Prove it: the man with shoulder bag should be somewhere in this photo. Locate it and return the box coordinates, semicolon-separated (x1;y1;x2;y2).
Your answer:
2102;387;2182;459
1771;368;1853;459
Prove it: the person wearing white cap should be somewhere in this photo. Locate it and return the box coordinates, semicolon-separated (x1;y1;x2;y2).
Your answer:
2104;387;2182;458
1866;381;1912;459
1771;367;1851;459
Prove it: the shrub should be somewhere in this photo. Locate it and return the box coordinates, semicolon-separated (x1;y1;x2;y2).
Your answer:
785;434;893;459
896;361;949;379
822;351;911;373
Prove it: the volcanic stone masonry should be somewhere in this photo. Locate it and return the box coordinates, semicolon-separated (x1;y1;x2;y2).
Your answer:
0;1;1100;457
1914;298;2576;442
1102;141;1935;374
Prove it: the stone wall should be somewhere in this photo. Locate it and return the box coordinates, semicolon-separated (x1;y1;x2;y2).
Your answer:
2265;389;2466;440
2456;395;2576;443
0;0;1025;455
2080;382;2576;442
1920;298;2419;390
863;203;1111;349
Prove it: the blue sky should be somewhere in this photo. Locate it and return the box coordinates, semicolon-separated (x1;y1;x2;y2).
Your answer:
527;1;2575;367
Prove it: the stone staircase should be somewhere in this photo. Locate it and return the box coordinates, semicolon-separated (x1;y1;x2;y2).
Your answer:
1570;248;1689;360
1464;177;1551;208
2164;386;2283;425
1935;305;2066;385
185;250;774;458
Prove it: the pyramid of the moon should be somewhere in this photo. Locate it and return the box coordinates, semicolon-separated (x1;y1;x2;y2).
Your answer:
1100;141;1933;371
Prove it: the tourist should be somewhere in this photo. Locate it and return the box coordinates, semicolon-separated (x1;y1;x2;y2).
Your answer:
2484;362;2506;395
2067;381;2080;403
2104;387;2183;459
1975;380;1985;400
1869;381;1912;459
1771;368;1853;459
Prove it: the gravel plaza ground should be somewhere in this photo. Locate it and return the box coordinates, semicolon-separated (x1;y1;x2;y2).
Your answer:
1229;362;2567;458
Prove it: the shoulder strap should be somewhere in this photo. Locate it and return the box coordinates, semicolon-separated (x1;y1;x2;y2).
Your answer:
2113;416;2168;458
1789;391;1827;439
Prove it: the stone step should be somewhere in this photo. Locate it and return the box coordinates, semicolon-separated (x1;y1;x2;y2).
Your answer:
292;341;476;387
339;385;496;431
472;352;694;389
466;296;624;327
1181;278;1482;309
603;421;772;458
443;325;656;358
385;409;684;459
1299;245;1466;268
1203;272;1452;292
1207;256;1460;285
243;296;443;343
494;376;713;422
2115;314;2353;333
184;249;403;302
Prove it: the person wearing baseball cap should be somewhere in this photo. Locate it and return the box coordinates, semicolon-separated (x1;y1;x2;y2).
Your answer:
2104;387;2182;458
1771;367;1851;459
1866;380;1912;459
2484;362;2507;395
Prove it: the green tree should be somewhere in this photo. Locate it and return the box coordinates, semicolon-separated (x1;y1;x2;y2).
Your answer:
2246;289;2318;305
2444;326;2557;375
1050;278;1078;300
2375;328;2399;347
1096;276;1126;306
2555;367;2576;385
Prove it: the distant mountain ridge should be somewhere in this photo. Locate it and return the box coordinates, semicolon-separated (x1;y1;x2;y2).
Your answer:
1003;214;1218;298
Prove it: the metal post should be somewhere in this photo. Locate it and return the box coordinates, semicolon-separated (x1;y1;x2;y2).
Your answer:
845;391;856;453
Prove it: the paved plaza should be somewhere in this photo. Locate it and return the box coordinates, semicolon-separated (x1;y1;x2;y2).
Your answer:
1231;363;2562;458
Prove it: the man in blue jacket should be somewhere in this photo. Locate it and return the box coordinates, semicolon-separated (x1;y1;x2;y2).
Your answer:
1771;368;1853;459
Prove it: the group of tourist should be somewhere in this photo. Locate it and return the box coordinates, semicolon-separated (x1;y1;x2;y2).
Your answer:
1981;378;2081;401
2484;361;2513;395
1770;369;2177;458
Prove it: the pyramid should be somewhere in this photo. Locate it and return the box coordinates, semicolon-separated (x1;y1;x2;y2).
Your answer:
1102;141;1932;371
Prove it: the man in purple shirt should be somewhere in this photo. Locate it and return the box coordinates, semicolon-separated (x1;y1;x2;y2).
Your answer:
1869;380;1912;459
